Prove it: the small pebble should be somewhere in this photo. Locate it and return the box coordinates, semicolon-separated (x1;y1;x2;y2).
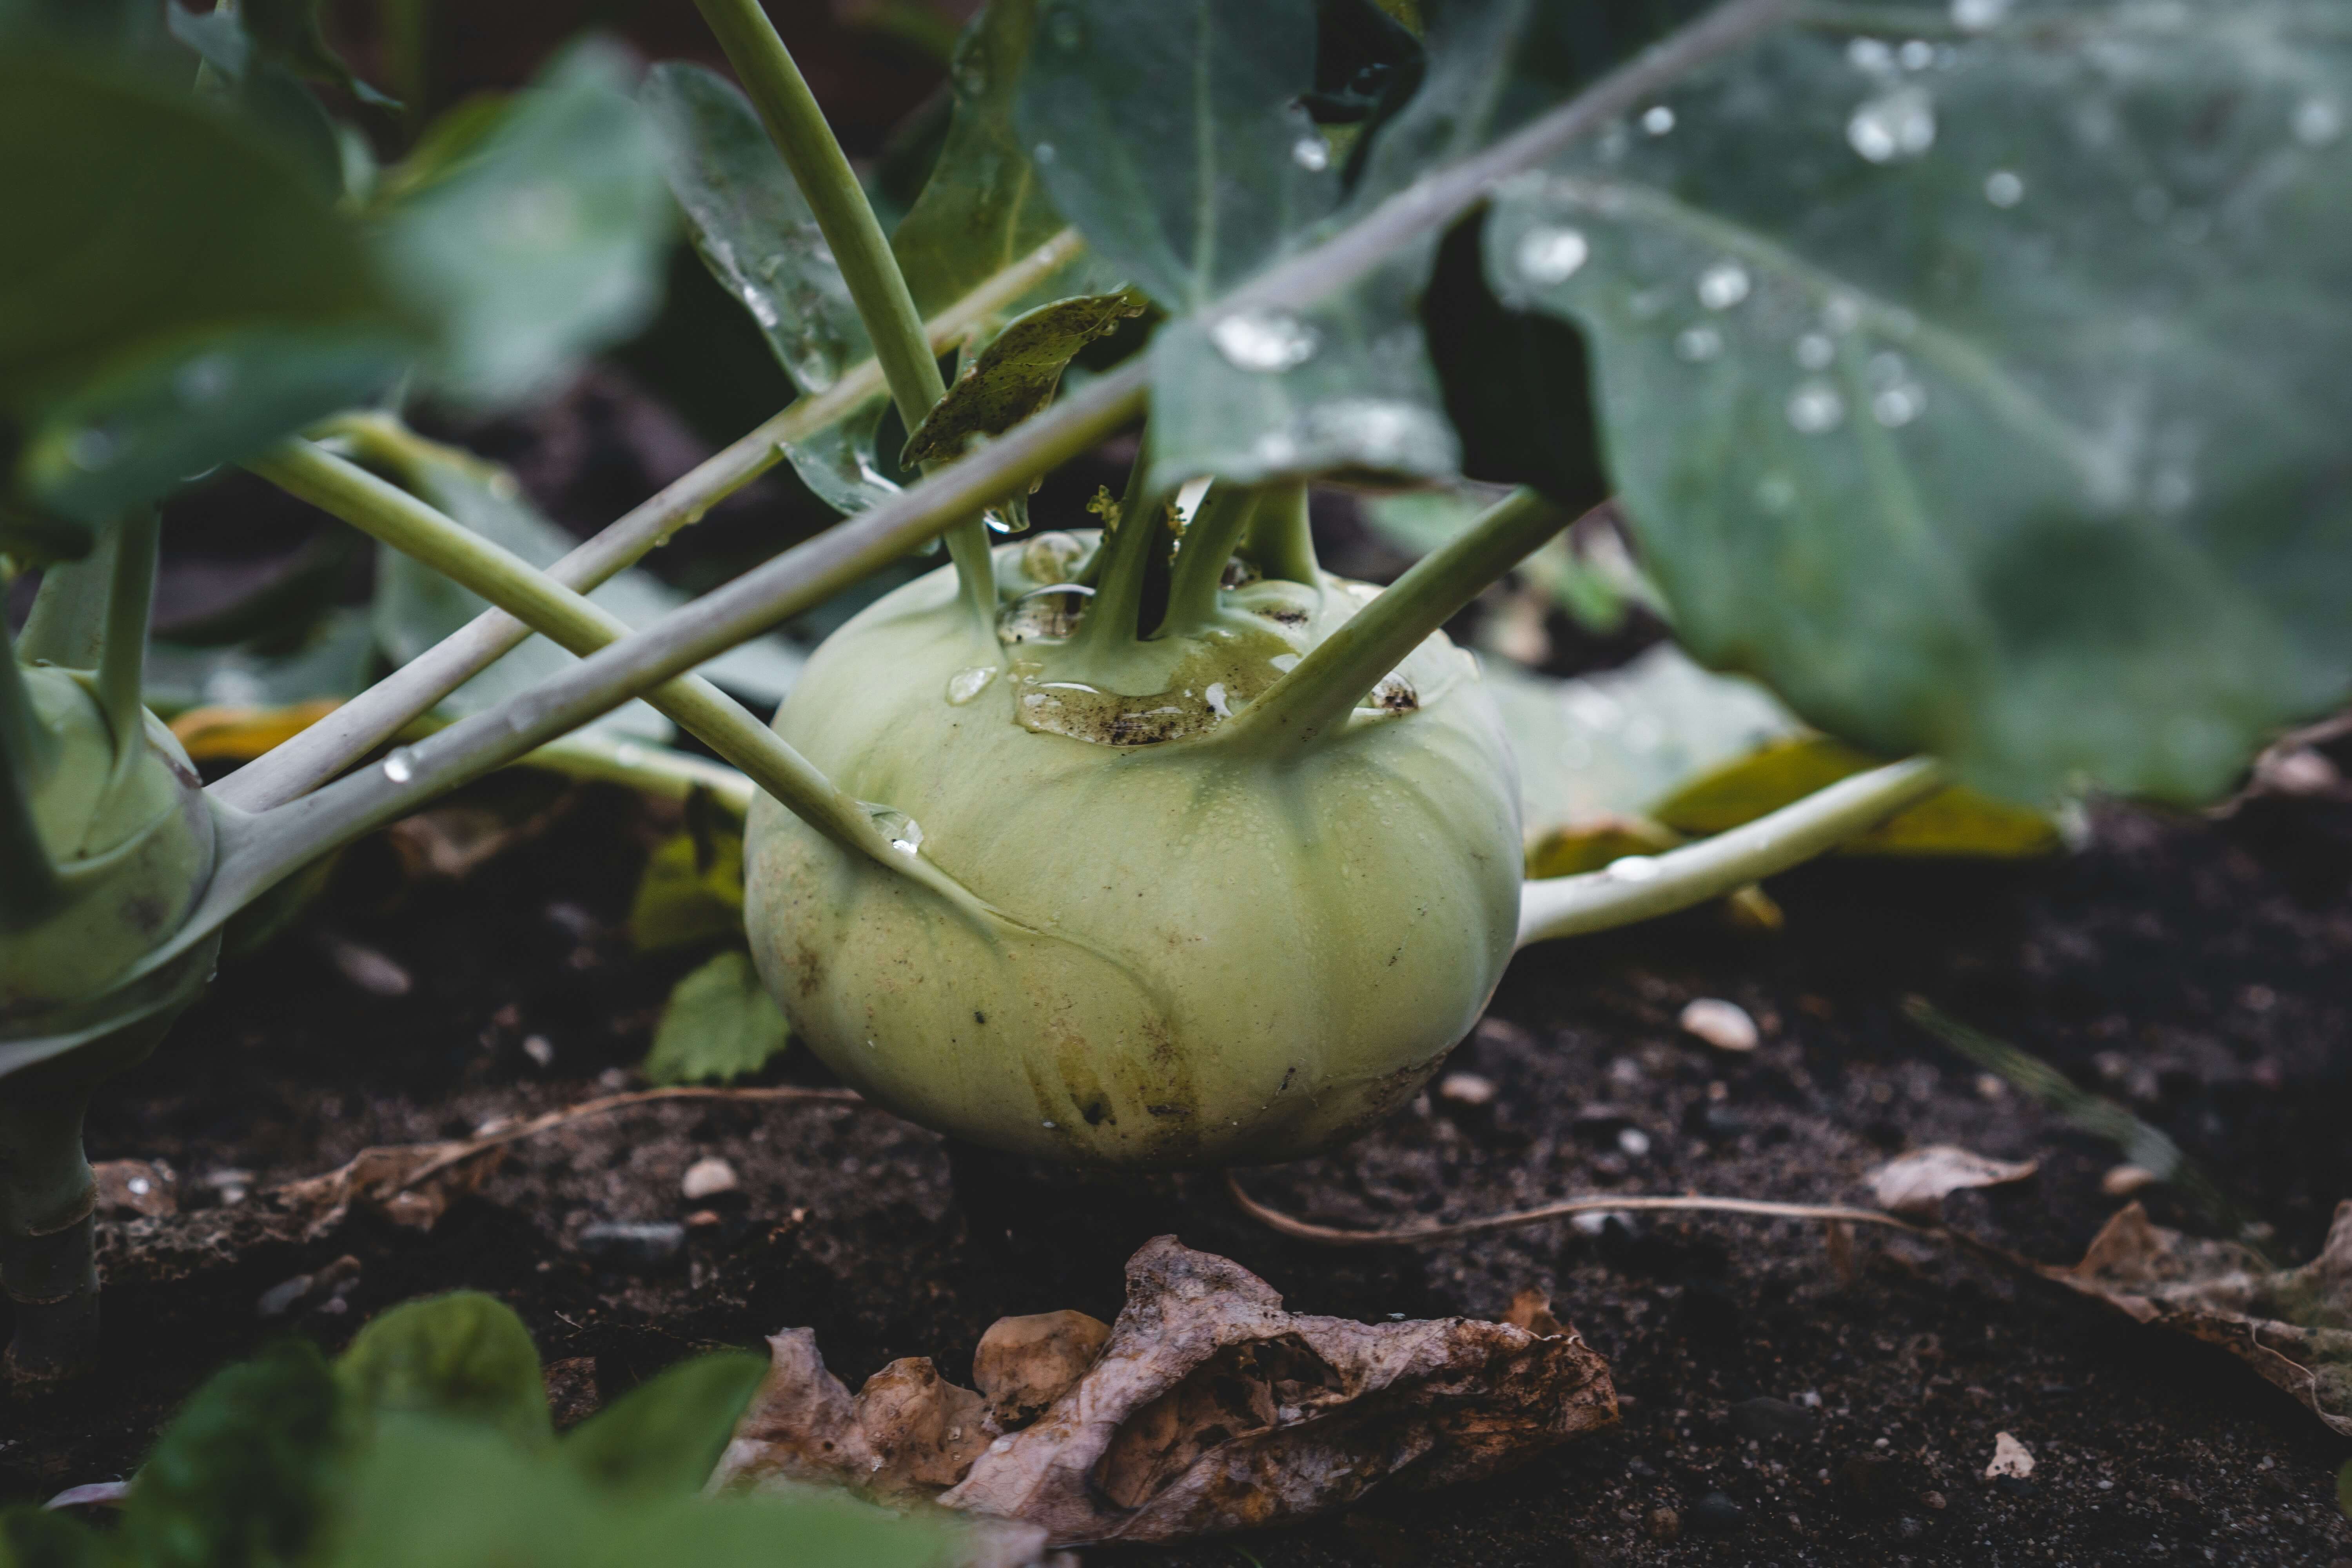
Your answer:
1924;1490;1947;1510
1644;1506;1681;1543
522;1034;556;1068
256;1274;315;1319
1983;1431;2035;1481
1679;998;1759;1052
2101;1163;2158;1196
1690;1492;1744;1534
681;1156;739;1200
1437;1071;1497;1106
578;1220;687;1270
1617;1127;1651;1157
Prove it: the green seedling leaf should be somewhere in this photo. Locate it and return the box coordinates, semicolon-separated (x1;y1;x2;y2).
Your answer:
0;60;408;525
372;41;672;409
1488;2;2352;805
640;62;897;517
893;0;1110;318
641;950;788;1086
629;793;747;954
337;1292;553;1453
0;1506;120;1568
122;1338;346;1568
901;289;1145;468
559;1351;768;1498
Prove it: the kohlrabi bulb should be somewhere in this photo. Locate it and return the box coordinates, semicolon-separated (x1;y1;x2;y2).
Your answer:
0;665;215;1022
744;532;1521;1167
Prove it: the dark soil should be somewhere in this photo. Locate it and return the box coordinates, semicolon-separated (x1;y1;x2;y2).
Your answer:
6;760;2351;1566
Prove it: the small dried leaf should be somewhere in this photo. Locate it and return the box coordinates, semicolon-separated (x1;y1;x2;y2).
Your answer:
973;1311;1111;1427
2045;1202;2352;1436
270;1141;501;1238
1501;1289;1562;1338
1870;1145;2038;1218
93;1159;177;1218
715;1334;993;1501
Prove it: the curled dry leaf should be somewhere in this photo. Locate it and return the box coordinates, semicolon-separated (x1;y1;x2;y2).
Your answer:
2045;1201;2352;1436
974;1311;1112;1426
1870;1145;2038;1219
717;1238;1616;1548
270;1140;503;1238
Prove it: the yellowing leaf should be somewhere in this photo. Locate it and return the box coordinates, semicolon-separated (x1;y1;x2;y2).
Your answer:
629;813;746;955
1655;737;2061;858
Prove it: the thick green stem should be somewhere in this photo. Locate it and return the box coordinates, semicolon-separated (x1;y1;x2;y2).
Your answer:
1241;481;1318;586
97;508;158;794
18;530;116;671
214;231;1086;816
1226;488;1566;750
245;438;987;916
691;0;995;631
0;624;60;928
1076;440;1165;654
1156;481;1259;635
1516;758;1949;947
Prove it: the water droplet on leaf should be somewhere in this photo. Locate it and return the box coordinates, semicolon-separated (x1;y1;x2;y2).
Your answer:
1984;169;2025;207
1606;855;1661;882
66;428;115;470
1675;326;1723;363
174;353;233;405
1641;105;1675;135
1786;381;1847;434
1032;142;1057;165
2294;98;2343;147
947;665;999;705
1292;135;1331;172
1872;383;1927;427
1515;225;1590;285
1209;309;1319;372
1848;38;1895;73
1794;333;1835;370
1696;262;1751;310
1847;87;1935;163
1951;0;2010;29
1897;39;1935;71
382;746;419;784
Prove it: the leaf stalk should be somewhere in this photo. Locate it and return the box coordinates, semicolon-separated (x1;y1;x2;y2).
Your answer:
96;508;158;795
691;0;997;631
1156;481;1261;634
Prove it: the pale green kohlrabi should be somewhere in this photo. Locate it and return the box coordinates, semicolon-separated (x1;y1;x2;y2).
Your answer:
744;521;1522;1168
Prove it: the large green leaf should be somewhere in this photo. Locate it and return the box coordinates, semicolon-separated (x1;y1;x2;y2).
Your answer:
1487;1;2352;803
122;1339;346;1568
901;289;1144;466
640;62;896;518
372;41;672;408
559;1352;768;1498
0;60;407;523
893;0;1107;317
0;1506;120;1568
336;1293;553;1454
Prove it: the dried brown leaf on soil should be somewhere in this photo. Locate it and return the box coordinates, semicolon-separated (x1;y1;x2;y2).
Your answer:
973;1311;1111;1426
2043;1201;2352;1436
717;1237;1617;1548
1870;1144;2038;1218
271;1140;505;1236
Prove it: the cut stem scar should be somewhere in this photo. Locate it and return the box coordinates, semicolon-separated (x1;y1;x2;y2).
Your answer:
97;508;158;796
1516;756;1948;946
244;438;997;926
691;0;996;632
1225;488;1567;750
212;233;1084;815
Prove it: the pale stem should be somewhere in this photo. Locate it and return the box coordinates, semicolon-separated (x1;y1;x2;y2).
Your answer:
244;439;969;909
1075;438;1163;652
691;0;996;630
142;365;1150;973
1156;481;1261;633
97;508;158;793
1241;481;1318;586
210;229;1084;814
1224;488;1567;750
1515;757;1949;947
520;731;755;815
0;622;60;927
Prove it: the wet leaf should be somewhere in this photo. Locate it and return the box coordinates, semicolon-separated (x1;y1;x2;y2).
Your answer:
641;951;789;1087
560;1352;770;1499
893;0;1110;320
213;0;397;108
1;60;407;525
1488;2;2352;805
1869;1145;2038;1219
719;1237;1616;1546
372;41;672;408
2046;1201;2352;1436
142;608;377;719
122;1339;345;1568
336;1292;553;1452
902;290;1144;467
